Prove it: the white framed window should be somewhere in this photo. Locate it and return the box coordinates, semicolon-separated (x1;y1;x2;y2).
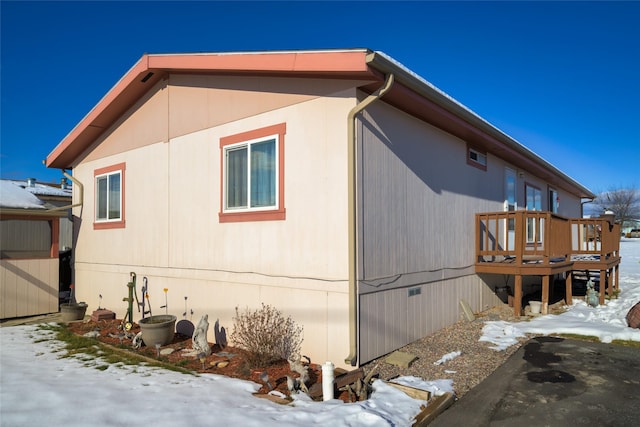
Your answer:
219;123;286;223
504;167;517;250
525;183;542;243
504;167;517;212
526;184;542;211
467;145;487;170
224;136;278;211
94;163;125;229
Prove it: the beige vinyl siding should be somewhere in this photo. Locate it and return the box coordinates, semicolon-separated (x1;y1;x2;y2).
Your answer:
1;258;59;319
70;78;358;368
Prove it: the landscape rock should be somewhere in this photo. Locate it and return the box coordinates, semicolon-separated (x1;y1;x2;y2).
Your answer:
626;301;640;328
192;314;211;356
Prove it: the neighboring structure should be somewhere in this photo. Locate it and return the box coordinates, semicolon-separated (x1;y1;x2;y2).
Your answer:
1;178;73;319
45;49;597;367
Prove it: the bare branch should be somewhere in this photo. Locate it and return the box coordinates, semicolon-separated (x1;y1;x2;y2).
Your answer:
591;185;640;230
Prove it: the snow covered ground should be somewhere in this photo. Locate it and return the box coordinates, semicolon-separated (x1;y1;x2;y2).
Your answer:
481;238;640;350
0;323;453;427
1;239;639;426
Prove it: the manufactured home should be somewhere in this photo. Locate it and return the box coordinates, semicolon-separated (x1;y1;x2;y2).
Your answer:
45;49;618;367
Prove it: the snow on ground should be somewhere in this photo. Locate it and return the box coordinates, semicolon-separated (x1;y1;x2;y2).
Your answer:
0;329;451;426
481;239;640;350
433;351;461;366
2;240;639;426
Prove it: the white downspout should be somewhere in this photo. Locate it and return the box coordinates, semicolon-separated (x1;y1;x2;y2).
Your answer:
345;74;394;366
47;171;84;212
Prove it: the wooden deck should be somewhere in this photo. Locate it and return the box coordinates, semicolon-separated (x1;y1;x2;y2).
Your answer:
476;211;621;316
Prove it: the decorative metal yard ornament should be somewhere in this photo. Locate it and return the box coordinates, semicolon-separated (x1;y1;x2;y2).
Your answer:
132;331;143;349
198;352;207;370
183;296;188;318
214;318;227;349
161;288;168;314
140;276;152;318
176;296;195;337
586;279;599;307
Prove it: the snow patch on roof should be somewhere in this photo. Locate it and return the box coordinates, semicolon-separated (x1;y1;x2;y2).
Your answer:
24;183;72;197
0;181;46;209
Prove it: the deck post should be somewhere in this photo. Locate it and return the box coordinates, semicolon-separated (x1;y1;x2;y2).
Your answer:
615;264;619;292
514;275;522;317
565;272;573;306
542;275;549;315
599;270;606;305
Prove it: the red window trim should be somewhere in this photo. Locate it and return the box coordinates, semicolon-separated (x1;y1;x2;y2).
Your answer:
219;123;286;223
467;144;487;171
93;162;126;230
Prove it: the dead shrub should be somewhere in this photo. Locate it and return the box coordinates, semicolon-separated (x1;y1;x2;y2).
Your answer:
231;303;303;368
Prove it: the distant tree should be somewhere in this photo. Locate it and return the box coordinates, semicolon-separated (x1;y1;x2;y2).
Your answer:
591;186;640;229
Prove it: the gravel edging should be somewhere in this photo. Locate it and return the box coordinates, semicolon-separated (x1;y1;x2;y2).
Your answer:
361;305;529;399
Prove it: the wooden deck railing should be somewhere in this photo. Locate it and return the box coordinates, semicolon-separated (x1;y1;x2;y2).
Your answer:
476;211;571;265
568;217;621;259
476;210;622;315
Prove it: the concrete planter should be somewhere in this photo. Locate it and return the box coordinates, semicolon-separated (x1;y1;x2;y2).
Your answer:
60;302;88;322
138;315;176;346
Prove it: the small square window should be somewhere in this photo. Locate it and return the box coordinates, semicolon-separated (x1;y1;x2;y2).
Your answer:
468;147;487;170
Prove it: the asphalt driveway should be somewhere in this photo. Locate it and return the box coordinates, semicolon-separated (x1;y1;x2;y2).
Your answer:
430;336;640;427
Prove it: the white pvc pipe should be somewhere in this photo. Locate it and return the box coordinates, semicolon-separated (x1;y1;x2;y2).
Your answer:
322;361;335;401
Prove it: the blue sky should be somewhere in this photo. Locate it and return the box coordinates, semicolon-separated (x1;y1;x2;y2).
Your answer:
1;1;638;194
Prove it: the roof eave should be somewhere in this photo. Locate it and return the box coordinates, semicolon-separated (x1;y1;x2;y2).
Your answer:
365;51;595;199
45;49;379;170
0;208;68;218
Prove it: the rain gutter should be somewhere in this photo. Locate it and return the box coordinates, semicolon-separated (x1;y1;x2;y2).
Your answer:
345;73;394;366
